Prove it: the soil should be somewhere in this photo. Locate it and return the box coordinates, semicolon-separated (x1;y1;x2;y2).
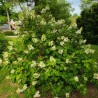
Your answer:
39;84;98;98
71;84;98;98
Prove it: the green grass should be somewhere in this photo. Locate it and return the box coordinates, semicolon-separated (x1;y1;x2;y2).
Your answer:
0;67;21;98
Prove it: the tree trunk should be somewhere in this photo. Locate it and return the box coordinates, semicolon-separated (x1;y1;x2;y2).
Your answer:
34;0;39;6
6;10;11;30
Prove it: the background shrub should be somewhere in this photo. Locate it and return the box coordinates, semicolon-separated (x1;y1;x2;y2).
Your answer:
76;3;98;44
3;31;14;36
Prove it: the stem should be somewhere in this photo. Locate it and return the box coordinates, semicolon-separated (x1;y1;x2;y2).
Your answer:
38;47;42;58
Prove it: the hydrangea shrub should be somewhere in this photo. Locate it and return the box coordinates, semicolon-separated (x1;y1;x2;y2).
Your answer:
1;6;98;98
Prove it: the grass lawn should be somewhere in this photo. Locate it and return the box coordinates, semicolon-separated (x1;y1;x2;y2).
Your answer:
0;67;21;98
0;44;98;98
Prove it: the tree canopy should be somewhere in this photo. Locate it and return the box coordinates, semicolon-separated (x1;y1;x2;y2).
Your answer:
76;2;98;44
0;0;18;25
14;0;72;25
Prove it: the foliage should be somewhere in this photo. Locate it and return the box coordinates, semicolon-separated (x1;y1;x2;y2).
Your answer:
80;0;92;10
14;0;71;25
76;2;98;44
1;6;98;98
0;16;7;25
34;0;71;25
0;0;19;25
3;31;14;36
91;45;98;61
80;0;98;10
0;34;8;56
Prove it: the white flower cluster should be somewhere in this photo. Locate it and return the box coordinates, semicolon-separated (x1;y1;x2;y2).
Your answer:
32;38;38;43
13;61;18;65
33;73;40;79
14;30;20;35
18;58;23;62
28;44;34;50
76;28;82;34
32;33;36;37
3;60;9;65
10;69;15;74
50;56;56;63
41;34;46;41
30;10;35;19
79;39;86;44
94;62;98;68
51;46;56;51
41;5;50;13
8;41;13;46
57;37;60;40
2;52;9;65
48;41;54;46
16;84;27;94
5;75;11;79
3;52;9;58
61;36;69;43
40;19;46;25
33;91;40;98
85;48;95;54
64;67;67;71
60;41;64;46
56;19;65;25
52;29;57;33
32;81;37;86
65;93;70;98
58;49;63;54
7;46;13;51
31;60;37;67
74;76;79;82
38;61;45;68
61;36;65;40
93;73;98;80
37;15;41;19
48;18;55;26
66;59;71;64
84;77;88;81
24;50;29;54
45;5;50;10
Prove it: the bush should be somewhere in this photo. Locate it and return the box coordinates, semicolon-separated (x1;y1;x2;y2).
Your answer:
76;3;98;44
1;6;98;98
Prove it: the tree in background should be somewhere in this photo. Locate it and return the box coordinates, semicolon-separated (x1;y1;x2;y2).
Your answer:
80;0;98;10
35;0;71;24
0;0;18;27
76;2;98;44
80;0;92;10
15;0;72;25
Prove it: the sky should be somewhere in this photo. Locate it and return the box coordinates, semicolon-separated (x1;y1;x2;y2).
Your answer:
67;0;81;15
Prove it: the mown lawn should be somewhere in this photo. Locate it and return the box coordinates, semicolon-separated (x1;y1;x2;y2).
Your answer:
0;45;98;98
